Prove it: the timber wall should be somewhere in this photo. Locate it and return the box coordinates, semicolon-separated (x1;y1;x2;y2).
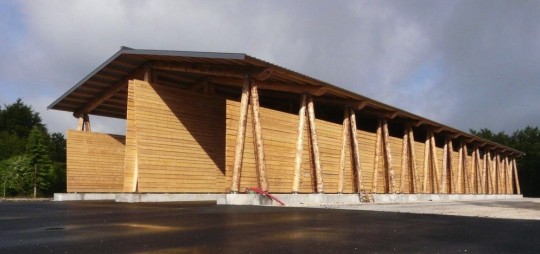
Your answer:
66;79;519;195
225;99;506;194
66;130;125;192
123;80;226;193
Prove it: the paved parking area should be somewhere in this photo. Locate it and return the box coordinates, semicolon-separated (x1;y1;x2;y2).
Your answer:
1;201;539;253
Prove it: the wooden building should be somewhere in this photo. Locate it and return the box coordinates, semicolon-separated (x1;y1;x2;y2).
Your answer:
49;48;523;198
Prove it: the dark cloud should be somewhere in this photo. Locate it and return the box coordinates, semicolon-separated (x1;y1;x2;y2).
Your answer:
0;0;538;134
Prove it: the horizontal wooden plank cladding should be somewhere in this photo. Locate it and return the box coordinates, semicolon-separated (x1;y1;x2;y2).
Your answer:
66;130;125;192
129;80;226;193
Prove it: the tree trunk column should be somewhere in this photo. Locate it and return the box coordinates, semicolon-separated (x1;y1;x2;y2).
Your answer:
250;80;269;192
307;95;324;193
292;94;307;193
231;77;251;193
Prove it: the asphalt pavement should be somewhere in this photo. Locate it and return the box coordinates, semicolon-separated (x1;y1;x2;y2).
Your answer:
1;201;539;253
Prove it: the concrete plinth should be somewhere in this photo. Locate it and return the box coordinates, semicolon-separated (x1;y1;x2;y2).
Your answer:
54;192;523;206
53;193;117;201
116;193;225;203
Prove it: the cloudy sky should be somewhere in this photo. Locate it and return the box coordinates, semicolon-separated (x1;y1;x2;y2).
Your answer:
1;0;539;135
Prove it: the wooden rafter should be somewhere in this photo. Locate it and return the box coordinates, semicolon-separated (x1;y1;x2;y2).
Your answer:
73;65;147;118
209;76;327;96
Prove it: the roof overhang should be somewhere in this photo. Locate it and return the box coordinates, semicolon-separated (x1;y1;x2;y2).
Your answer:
48;47;525;156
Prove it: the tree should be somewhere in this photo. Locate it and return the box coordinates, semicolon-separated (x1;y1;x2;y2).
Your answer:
0;155;32;197
0;98;45;138
26;127;52;198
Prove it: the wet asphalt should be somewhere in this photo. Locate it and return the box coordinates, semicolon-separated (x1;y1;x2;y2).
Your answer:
1;201;539;253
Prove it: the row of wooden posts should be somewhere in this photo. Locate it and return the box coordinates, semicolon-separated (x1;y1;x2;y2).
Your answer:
230;76;521;195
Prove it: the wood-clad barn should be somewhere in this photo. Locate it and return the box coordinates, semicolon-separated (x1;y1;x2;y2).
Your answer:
49;48;523;200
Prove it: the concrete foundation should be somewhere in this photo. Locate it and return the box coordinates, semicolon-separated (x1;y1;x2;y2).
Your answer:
53;193;117;201
54;193;523;206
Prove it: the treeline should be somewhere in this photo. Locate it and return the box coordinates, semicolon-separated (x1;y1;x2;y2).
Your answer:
0;99;66;197
471;127;540;197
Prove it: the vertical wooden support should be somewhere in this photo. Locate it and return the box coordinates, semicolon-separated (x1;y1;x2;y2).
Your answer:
476;147;484;194
504;157;509;194
77;117;84;131
349;108;364;193
441;138;448;194
463;144;471;194
399;127;409;193
231;78;250;193
307;95;324;193
250;81;269;192
337;107;350;193
292;94;307;193
482;149;491;194
429;132;440;193
512;158;521;194
457;142;464;194
470;146;477;194
447;138;455;193
471;146;478;194
77;114;91;132
493;154;500;194
381;119;395;193
422;133;430;193
372;119;382;193
407;126;419;193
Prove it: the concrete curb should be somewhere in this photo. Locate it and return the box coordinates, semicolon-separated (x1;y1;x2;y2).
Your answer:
54;193;523;206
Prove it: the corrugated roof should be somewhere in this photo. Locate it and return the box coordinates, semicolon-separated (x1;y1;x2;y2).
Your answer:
48;47;524;156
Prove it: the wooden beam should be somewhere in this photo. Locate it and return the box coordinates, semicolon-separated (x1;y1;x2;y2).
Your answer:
151;62;264;79
337;107;350;194
470;146;477;194
429;132;440;193
252;68;274;81
422;133;430;193
372;119;382;193
355;101;368;110
441;137;448;194
382;118;395;193
307;95;324;193
512;158;521;194
230;77;251;193
350;108;364;193
476;146;485;194
82;114;91;132
407;126;419;193
495;153;500;194
448;138;455;193
292;94;307;193
463;143;471;194
250;81;269;192
209;76;327;96
77;117;84;131
457;142;464;194
400;126;409;193
73;66;146;118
